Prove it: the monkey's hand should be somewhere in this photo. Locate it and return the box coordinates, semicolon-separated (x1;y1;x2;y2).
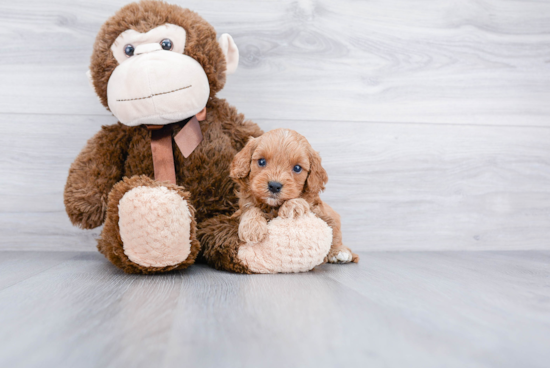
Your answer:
238;207;268;243
64;125;129;229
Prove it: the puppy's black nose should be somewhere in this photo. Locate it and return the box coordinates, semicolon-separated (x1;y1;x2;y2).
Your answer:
268;181;283;193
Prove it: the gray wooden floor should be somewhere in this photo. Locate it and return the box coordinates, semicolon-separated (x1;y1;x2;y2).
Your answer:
0;250;548;368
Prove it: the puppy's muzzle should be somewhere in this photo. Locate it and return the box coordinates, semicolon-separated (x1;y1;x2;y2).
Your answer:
268;181;283;194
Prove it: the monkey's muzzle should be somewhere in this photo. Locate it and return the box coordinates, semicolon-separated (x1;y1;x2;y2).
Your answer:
107;43;210;127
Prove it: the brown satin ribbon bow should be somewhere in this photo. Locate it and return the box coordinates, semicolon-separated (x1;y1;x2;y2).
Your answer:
146;107;206;185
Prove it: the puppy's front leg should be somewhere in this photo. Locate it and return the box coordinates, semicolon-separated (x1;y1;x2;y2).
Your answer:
278;198;310;219
239;207;268;243
312;201;359;264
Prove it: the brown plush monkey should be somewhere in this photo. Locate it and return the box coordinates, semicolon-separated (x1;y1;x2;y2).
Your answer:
64;1;262;274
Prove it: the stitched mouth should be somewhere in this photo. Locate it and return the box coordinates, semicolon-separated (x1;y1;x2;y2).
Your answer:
116;85;192;102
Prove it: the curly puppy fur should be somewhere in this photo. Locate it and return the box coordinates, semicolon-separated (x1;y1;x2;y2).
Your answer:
198;129;358;273
64;1;263;273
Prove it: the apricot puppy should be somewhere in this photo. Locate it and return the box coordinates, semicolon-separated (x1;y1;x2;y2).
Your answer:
230;128;359;264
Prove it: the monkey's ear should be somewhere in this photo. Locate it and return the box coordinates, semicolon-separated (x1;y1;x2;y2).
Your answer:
218;34;239;74
86;69;94;89
230;137;258;179
86;69;102;103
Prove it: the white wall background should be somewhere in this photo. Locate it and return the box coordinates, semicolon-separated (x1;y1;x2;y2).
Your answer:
1;0;549;251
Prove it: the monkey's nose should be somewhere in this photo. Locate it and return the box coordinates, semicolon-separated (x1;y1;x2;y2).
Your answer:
268;181;283;194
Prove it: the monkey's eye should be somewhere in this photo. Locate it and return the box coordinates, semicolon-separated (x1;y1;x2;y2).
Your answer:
258;158;267;167
160;39;173;51
124;44;134;57
293;165;302;173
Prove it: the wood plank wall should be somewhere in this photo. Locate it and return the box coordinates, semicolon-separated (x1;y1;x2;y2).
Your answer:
1;0;549;251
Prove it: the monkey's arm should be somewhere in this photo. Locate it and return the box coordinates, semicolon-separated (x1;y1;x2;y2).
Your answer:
214;97;264;150
190;98;263;223
64;124;130;229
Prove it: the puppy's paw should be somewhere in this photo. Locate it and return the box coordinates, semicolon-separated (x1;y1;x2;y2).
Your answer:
326;245;359;264
278;198;310;219
239;216;268;243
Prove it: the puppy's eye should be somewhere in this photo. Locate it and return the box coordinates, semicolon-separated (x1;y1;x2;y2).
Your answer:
293;165;302;173
124;44;135;57
258;158;267;167
160;39;173;51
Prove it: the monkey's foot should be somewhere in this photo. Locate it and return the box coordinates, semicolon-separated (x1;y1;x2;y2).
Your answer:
237;212;333;274
99;175;199;274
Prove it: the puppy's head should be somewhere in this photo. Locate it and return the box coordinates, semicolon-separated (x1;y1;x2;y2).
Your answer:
230;129;328;207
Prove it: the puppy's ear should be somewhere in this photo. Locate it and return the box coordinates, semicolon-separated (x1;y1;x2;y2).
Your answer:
304;148;329;197
230;137;258;180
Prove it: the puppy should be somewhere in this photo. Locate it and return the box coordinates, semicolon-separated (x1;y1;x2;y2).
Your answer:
230;128;359;264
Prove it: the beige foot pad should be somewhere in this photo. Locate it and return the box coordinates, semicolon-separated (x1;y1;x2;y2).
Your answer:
118;186;192;267
237;212;332;274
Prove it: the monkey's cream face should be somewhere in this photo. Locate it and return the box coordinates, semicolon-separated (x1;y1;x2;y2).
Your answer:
104;24;237;127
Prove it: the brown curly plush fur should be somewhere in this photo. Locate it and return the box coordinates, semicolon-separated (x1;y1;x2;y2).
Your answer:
64;1;263;273
99;175;200;274
197;215;252;274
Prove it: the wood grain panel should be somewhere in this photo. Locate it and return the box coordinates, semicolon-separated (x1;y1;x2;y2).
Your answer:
0;0;549;125
0;251;549;367
0;251;77;290
0;252;184;368
2;114;549;251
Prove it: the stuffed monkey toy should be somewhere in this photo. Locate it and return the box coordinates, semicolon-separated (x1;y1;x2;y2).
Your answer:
65;0;356;274
65;0;261;273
